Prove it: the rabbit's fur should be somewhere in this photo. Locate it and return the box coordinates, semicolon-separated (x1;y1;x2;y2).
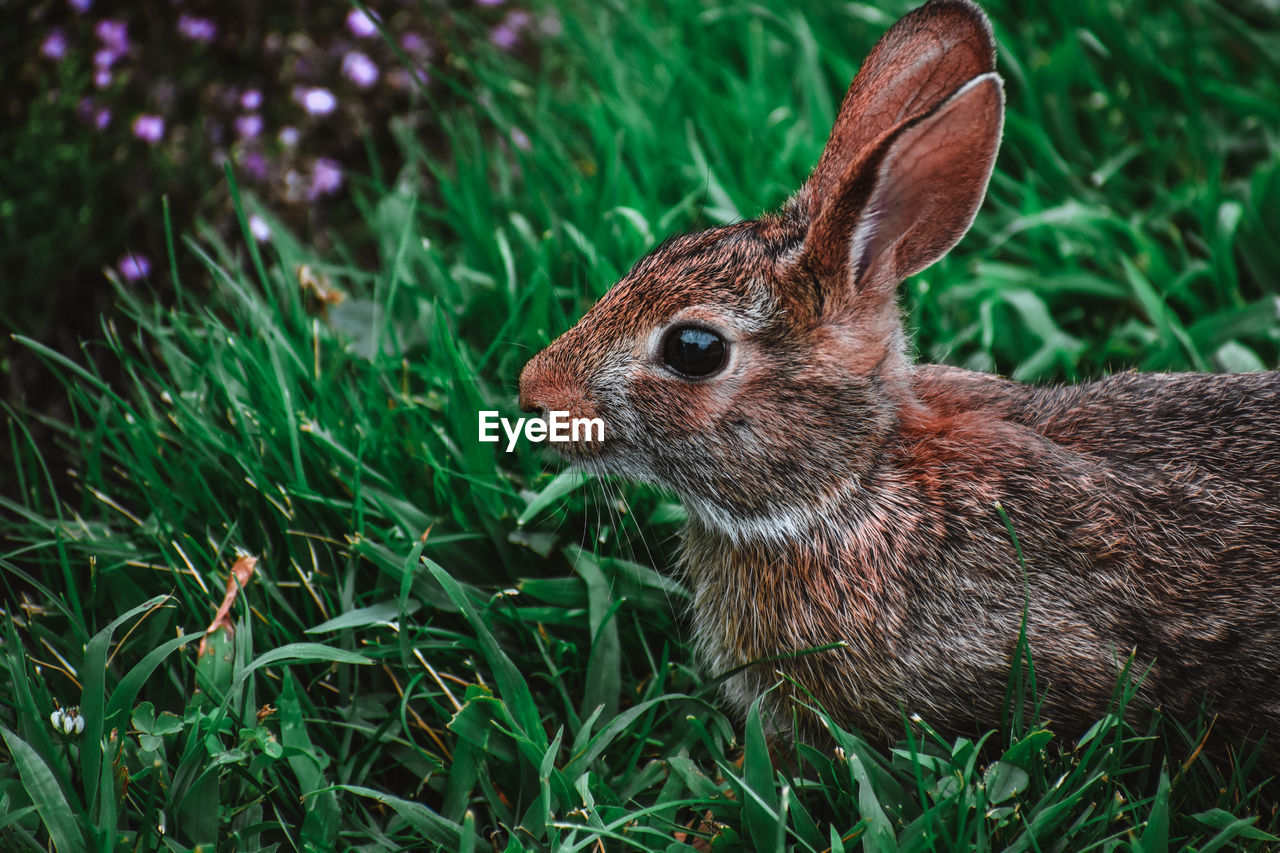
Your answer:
519;0;1280;750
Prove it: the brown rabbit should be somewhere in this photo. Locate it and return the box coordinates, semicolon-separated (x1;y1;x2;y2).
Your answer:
519;0;1280;751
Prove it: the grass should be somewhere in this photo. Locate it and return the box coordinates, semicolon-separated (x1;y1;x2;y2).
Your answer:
3;0;1280;849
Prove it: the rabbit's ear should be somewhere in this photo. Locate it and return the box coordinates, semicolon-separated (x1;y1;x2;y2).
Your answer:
799;0;997;221
799;72;1004;317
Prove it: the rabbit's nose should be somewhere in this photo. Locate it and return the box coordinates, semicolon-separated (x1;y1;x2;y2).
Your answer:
519;350;599;421
518;352;554;414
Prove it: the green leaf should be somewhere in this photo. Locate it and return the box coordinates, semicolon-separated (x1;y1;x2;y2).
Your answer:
194;622;237;703
563;695;693;778
448;694;516;762
339;784;480;849
106;631;202;724
425;559;545;750
1001;729;1052;767
569;548;622;720
517;468;593;526
1135;766;1170;853
305;600;421;633
1;726;85;853
847;751;899;853
1192;808;1278;842
740;695;780;851
280;675;339;852
227;642;371;694
81;594;172;823
984;760;1029;805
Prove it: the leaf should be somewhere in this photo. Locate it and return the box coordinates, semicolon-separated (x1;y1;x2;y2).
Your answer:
339;784;480;848
81;593;171;823
740;695;780;850
1213;340;1266;373
132;701;184;754
194;620;237;703
228;643;372;693
517;468;592;526
107;632;202;723
1000;729;1053;768
305;600;421;633
280;675;339;852
569;548;622;720
984;760;1029;805
668;756;725;800
0;726;85;853
562;695;693;778
425;559;545;750
1135;766;1170;853
448;695;516;762
1192;808;1278;842
847;751;899;853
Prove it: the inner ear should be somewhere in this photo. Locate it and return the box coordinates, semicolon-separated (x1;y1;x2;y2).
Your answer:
798;0;997;222
799;72;1005;315
853;73;1004;293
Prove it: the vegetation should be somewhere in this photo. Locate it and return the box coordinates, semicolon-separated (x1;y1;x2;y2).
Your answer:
2;0;1279;849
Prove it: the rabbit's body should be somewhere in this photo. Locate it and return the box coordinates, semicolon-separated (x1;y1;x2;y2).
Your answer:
519;0;1280;749
685;366;1280;743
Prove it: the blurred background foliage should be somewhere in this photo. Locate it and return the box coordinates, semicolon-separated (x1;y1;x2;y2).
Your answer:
2;0;1279;849
1;0;544;477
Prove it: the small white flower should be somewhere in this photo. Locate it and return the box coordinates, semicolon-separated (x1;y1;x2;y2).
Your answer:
248;214;271;242
342;52;379;89
50;705;84;736
298;87;336;116
346;8;379;38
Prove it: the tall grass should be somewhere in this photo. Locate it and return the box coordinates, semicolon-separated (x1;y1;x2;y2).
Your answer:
3;0;1279;849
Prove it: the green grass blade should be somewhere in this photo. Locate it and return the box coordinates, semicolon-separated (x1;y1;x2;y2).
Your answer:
0;727;85;853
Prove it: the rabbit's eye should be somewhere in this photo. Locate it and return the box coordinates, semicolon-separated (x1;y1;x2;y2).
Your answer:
662;325;727;378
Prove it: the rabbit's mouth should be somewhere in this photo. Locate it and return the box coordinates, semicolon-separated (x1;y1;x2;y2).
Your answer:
542;433;659;483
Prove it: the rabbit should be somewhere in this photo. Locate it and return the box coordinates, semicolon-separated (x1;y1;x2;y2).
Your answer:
518;0;1280;752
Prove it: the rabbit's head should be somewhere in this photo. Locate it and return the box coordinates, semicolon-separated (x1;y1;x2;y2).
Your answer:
520;0;1004;537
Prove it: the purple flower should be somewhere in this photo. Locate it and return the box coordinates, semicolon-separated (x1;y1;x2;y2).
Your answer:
41;30;68;60
346;8;379;38
490;13;532;51
490;25;518;50
234;114;263;139
117;254;151;281
296;87;336;116
77;98;111;130
248;214;271;242
132;114;164;143
341;52;378;88
240;150;269;181
307;158;343;199
94;67;112;88
69;0;92;12
476;0;506;5
278;126;299;147
510;127;531;151
93;48;118;68
240;89;262;111
95;19;128;53
399;32;426;52
177;15;217;42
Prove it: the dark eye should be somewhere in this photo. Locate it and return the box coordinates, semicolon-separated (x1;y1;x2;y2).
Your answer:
662;325;728;378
